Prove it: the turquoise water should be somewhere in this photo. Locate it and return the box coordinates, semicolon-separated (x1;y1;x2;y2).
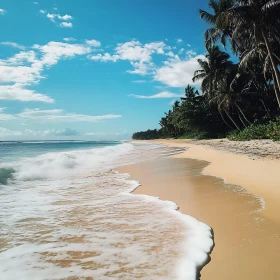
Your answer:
0;141;213;280
0;140;121;184
0;140;121;163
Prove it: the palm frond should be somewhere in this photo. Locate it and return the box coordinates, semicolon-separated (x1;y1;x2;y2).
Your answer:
199;9;216;24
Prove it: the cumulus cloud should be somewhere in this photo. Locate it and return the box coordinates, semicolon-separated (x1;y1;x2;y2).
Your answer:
85;39;101;47
0;41;93;102
87;39;203;83
89;53;119;62
60;22;72;28
0;42;25;50
130;91;183;99
154;55;205;87
89;40;167;75
42;10;73;27
0;9;6;15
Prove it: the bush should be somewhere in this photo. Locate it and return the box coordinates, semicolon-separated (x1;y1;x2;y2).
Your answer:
177;131;208;139
227;117;280;141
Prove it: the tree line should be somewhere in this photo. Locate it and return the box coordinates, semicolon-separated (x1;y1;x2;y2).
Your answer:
133;0;280;141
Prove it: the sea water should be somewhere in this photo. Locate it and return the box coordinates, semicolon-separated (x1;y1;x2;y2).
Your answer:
0;141;213;280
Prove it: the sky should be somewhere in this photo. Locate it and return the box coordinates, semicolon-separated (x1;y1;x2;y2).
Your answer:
0;0;210;140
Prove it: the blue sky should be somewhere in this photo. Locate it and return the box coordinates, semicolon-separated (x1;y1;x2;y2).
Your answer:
0;0;209;140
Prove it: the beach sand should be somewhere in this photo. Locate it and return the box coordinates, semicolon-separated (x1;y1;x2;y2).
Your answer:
117;139;280;279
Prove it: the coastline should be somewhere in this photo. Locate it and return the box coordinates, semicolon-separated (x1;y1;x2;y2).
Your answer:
117;139;280;279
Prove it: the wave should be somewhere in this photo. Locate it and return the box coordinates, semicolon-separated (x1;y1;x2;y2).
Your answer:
0;143;133;183
0;167;16;185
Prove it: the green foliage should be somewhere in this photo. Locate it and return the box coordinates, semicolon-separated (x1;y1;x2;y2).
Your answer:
132;129;162;140
177;131;209;140
227;118;280;141
132;0;280;141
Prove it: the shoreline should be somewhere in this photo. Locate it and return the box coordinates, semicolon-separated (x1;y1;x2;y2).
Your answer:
147;139;280;223
117;139;280;279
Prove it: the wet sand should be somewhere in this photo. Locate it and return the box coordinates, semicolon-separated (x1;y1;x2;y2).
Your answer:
117;142;280;279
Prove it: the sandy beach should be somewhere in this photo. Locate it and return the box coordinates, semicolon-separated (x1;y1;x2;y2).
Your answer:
117;139;280;279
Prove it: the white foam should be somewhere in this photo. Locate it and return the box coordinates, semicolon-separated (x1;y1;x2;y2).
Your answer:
0;142;213;280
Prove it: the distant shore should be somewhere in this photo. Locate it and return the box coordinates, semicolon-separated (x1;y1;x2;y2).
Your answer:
118;139;280;279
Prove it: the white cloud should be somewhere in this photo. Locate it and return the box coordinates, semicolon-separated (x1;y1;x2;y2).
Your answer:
85;39;101;47
89;53;119;62
0;127;79;138
17;108;121;122
87;39;203;87
132;80;147;83
0;108;17;121
63;37;76;42
115;40;166;62
27;128;79;136
89;40;167;74
186;50;197;58
33;2;38;4
187;44;191;47
57;14;72;21
0;41;91;102
154;55;205;87
0;84;54;103
47;13;72;22
127;61;153;75
34;41;91;67
0;9;6;15
47;13;56;22
0;127;22;136
179;48;185;54
0;42;25;50
43;11;73;27
130;91;183;99
60;22;72;28
177;39;183;43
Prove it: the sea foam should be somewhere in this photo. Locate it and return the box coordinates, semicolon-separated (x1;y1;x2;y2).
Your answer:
0;142;213;280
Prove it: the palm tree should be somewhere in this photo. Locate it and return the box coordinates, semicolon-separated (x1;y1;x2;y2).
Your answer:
227;0;280;107
199;0;235;49
193;45;234;98
181;85;199;101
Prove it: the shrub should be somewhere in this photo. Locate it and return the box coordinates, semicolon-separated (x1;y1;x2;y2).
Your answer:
227;117;280;141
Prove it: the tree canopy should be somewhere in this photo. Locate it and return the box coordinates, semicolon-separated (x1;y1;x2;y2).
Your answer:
133;0;280;141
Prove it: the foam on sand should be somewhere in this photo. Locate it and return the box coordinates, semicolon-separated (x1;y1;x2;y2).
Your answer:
0;142;213;280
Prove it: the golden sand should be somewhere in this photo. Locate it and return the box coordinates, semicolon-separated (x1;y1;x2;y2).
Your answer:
117;140;280;279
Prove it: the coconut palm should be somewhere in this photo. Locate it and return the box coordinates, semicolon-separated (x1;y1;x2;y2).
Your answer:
193;45;234;98
199;0;235;49
227;0;280;106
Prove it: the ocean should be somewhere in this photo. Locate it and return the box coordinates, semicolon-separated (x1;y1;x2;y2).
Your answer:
0;141;213;280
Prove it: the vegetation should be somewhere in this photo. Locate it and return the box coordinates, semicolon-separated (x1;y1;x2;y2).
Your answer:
133;0;280;141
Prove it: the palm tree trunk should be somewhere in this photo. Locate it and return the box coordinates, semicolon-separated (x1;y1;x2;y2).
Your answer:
259;99;271;118
238;111;247;128
272;71;280;106
234;102;251;125
261;28;280;107
218;107;233;128
224;108;241;131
